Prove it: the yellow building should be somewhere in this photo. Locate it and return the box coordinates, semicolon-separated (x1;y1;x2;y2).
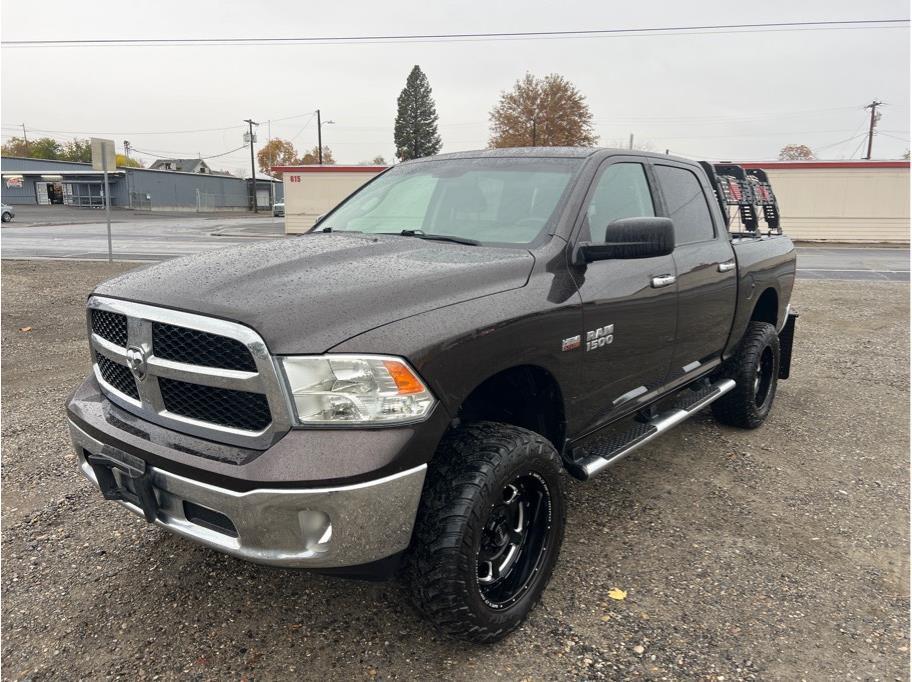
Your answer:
274;165;386;234
741;160;909;243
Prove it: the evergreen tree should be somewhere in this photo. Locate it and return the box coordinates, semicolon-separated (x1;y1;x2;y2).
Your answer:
394;65;442;161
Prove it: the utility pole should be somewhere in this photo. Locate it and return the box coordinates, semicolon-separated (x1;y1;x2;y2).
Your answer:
123;140;131;160
316;109;323;164
628;133;634;150
21;124;28;149
244;118;259;212
531;119;537;146
314;110;335;164
267;119;274;208
864;100;883;160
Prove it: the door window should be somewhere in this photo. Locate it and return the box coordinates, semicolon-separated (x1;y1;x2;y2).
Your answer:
654;165;715;244
584;163;655;242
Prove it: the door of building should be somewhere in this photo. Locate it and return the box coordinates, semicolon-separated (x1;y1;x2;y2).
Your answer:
36;182;50;205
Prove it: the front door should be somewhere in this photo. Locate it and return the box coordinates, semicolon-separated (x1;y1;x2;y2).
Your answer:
652;162;737;387
36;182;50;205
569;157;678;436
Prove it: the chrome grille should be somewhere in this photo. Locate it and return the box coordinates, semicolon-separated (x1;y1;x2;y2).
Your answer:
87;296;291;449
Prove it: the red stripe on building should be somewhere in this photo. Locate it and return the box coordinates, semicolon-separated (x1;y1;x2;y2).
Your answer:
272;165;388;173
737;160;909;170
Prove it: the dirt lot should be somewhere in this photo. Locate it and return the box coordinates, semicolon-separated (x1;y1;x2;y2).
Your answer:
1;260;908;681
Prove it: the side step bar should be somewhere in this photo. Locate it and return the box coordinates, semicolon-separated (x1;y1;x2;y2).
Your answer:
565;378;736;481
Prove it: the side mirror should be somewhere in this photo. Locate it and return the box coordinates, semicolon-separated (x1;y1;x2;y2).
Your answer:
573;217;674;264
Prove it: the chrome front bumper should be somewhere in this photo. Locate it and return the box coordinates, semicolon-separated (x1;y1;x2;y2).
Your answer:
69;419;426;568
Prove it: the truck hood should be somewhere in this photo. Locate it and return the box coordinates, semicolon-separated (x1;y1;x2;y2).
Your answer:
93;233;535;353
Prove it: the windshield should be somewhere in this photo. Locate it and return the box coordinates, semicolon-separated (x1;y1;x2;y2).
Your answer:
316;157;582;245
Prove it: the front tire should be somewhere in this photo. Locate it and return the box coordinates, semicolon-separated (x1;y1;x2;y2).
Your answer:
1;212;11;223
407;422;566;643
712;321;780;429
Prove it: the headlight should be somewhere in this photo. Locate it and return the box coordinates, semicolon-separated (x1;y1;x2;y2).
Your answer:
280;354;436;425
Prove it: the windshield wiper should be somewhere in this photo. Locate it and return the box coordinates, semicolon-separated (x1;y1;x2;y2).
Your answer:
382;229;480;246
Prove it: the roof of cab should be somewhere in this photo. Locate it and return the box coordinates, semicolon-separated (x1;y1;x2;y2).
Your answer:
416;147;600;161
407;147;699;166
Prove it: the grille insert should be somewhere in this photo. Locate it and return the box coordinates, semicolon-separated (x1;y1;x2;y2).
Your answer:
152;322;256;372
159;378;271;432
96;353;139;400
91;309;128;347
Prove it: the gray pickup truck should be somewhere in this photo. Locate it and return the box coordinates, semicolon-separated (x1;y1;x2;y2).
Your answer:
67;148;797;642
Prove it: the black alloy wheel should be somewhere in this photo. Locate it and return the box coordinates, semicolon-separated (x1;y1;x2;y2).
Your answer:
477;472;553;609
712;321;781;429
408;422;566;643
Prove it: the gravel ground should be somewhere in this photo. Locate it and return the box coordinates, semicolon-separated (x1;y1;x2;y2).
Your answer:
2;260;909;681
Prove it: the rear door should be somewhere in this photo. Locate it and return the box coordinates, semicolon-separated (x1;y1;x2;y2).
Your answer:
652;162;737;386
569;157;678;435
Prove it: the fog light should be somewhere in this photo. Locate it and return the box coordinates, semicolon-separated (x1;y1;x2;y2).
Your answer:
298;510;332;553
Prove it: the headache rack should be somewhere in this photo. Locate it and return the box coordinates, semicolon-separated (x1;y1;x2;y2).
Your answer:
699;162;782;237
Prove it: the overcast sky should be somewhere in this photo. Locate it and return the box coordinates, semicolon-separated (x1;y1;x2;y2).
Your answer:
2;0;909;172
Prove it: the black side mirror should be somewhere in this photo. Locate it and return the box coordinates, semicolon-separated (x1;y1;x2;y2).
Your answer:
573;217;675;264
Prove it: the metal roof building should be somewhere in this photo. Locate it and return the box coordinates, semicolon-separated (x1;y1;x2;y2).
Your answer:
1;156;282;212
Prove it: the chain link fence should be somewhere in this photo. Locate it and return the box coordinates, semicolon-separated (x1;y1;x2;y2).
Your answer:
129;192;152;210
197;191;248;212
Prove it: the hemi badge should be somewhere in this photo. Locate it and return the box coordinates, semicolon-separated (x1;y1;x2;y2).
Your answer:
561;335;581;352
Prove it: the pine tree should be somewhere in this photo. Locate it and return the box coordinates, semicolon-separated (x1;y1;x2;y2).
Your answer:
394;65;442;161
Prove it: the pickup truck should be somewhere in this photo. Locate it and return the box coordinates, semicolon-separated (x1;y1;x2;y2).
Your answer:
67;148;797;643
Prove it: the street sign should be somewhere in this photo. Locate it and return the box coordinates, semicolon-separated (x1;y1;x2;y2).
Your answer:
91;138;116;172
91;138;116;262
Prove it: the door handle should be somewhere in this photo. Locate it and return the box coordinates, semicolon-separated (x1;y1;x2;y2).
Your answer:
717;260;736;272
651;274;676;288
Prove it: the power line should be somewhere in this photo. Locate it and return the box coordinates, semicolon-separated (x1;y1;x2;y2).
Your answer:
0;123;245;136
0;112;319;138
288;114;316;143
877;131;911;142
849;134;869;160
130;144;247;160
2;19;907;48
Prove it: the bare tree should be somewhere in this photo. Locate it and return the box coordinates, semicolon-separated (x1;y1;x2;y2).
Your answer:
489;73;598;148
778;144;815;160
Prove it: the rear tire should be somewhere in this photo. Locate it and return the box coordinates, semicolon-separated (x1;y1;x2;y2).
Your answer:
712;321;780;429
1;212;11;223
407;422;566;643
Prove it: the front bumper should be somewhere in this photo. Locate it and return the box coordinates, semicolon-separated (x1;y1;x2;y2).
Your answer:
69;418;427;568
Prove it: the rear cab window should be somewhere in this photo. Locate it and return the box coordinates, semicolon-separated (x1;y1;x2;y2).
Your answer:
653;164;716;244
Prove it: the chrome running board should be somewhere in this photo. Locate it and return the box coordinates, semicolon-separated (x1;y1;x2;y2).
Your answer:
566;378;736;481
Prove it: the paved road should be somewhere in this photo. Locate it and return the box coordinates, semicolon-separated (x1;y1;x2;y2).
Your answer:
1;212;283;261
1;210;907;279
794;245;909;281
